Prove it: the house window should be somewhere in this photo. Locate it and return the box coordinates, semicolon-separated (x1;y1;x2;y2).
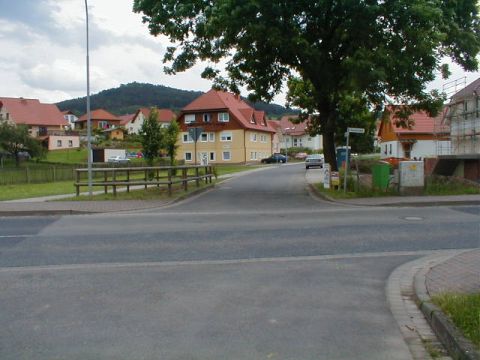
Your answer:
183;133;194;143
250;116;255;124
222;151;231;161
203;113;212;123
208;132;215;142
57;140;62;147
260;134;267;143
220;131;232;142
218;112;229;122
200;133;208;142
209;152;216;161
98;121;108;129
184;152;192;161
68;140;73;147
251;133;257;142
184;114;195;124
389;144;392;155
250;152;257;160
384;145;388;155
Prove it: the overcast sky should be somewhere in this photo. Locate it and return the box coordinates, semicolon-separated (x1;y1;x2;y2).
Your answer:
1;0;479;106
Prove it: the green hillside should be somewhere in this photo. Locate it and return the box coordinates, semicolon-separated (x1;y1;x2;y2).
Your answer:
57;82;295;117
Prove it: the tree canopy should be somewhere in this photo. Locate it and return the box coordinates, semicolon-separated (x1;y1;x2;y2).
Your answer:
0;123;44;166
134;0;480;169
140;108;163;165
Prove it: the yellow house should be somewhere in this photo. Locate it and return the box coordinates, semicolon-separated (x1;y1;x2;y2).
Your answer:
176;89;275;164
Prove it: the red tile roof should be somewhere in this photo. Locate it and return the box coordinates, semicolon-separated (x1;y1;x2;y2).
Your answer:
0;97;68;127
378;106;447;136
135;107;176;123
278;115;309;135
119;113;135;126
77;109;121;122
182;89;275;132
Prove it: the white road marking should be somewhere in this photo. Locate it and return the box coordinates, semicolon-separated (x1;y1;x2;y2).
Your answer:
0;234;34;238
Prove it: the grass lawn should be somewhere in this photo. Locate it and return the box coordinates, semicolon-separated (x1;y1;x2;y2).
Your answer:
64;181;215;201
0;163;265;200
0;181;76;201
44;148;88;164
315;183;399;199
431;293;480;349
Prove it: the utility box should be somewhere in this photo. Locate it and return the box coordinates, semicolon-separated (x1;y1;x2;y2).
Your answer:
336;147;351;170
399;161;424;195
372;162;391;191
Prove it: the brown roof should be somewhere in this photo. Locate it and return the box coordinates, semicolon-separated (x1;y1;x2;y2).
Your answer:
182;89;275;132
77;109;121;122
0;97;68;127
135;107;176;124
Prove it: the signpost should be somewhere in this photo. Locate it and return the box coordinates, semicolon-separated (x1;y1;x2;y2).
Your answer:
188;127;203;165
343;127;365;193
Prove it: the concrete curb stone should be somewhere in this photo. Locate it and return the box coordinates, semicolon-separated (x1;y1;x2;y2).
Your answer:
414;253;480;360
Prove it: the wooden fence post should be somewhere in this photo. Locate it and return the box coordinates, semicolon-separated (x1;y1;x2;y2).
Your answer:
25;167;30;183
126;169;130;193
168;167;172;196
195;166;200;187
183;167;188;191
75;169;80;196
113;169;117;196
104;170;108;194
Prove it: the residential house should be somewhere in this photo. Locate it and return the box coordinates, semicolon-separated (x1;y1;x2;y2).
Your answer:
377;107;449;160
76;109;121;130
267;120;281;153
62;110;78;129
433;78;480;180
119;113;135;130
124;108;176;134
176;89;275;164
277;115;323;151
0;97;79;150
104;127;125;141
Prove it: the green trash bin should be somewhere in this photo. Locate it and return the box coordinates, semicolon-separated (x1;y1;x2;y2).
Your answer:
372;162;391;190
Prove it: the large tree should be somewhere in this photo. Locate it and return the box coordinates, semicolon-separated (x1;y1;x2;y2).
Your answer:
133;0;479;169
164;119;180;167
0;123;44;167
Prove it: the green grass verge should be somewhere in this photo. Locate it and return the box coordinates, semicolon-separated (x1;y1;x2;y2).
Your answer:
0;164;262;200
315;183;399;199
0;181;76;201
63;181;215;201
44;148;88;163
425;177;480;195
431;293;480;349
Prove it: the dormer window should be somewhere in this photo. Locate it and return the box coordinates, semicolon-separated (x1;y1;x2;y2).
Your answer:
185;114;195;124
218;112;229;122
203;113;212;123
250;116;255;124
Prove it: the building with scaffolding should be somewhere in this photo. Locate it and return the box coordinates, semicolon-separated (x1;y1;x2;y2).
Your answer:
432;78;480;181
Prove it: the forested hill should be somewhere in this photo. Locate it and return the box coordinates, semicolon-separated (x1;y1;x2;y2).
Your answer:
56;82;295;117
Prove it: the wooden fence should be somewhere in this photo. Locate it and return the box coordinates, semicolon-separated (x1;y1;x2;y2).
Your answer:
74;165;214;196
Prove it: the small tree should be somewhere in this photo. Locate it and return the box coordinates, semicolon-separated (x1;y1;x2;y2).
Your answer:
164;119;180;167
139;108;163;166
0;123;44;167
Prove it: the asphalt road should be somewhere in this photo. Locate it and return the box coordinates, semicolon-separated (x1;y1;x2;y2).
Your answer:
0;164;478;359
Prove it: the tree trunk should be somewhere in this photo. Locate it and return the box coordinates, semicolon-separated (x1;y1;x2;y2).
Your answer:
320;111;338;171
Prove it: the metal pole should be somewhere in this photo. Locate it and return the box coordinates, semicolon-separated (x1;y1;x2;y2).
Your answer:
85;0;92;196
343;131;350;193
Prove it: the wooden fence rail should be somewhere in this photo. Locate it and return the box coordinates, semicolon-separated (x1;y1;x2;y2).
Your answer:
74;165;214;196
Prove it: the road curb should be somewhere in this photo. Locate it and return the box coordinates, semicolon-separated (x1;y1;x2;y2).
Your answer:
414;259;480;360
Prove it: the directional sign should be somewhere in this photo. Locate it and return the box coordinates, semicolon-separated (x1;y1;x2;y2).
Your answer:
188;127;204;142
347;127;365;134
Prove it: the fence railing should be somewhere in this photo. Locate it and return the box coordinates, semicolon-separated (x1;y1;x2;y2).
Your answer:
74;165;214;196
0;166;77;185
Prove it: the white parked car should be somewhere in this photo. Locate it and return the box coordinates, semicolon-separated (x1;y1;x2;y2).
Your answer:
107;155;130;164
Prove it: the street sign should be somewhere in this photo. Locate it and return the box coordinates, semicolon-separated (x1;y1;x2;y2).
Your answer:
188;127;204;142
347;127;365;134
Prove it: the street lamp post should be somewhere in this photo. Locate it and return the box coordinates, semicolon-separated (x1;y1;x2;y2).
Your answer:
85;0;92;196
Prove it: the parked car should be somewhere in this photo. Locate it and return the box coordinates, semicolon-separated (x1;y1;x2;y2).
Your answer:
107;155;130;164
261;153;287;163
295;152;308;160
305;154;323;169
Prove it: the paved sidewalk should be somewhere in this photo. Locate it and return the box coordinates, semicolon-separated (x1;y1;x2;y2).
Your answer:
415;249;480;360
